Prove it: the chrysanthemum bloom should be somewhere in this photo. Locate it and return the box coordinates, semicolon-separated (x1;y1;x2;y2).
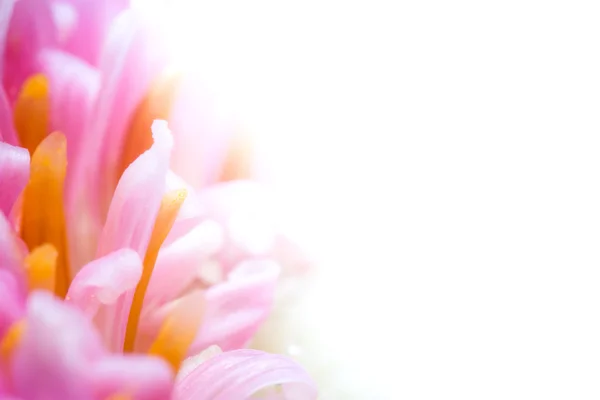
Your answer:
0;0;316;398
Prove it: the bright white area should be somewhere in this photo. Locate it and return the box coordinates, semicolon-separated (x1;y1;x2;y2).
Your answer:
134;1;600;398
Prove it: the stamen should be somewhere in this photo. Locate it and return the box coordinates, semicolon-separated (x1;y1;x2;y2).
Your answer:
13;74;50;155
25;244;58;293
148;289;204;372
123;189;187;353
20;132;70;298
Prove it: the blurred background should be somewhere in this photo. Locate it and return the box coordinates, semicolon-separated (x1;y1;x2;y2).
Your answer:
140;1;600;398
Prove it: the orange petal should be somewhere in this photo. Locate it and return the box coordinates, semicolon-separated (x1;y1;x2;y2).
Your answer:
13;74;50;155
0;320;25;364
20;132;70;298
118;69;181;184
25;244;58;293
218;129;255;182
148;289;205;372
123;189;187;353
105;394;131;400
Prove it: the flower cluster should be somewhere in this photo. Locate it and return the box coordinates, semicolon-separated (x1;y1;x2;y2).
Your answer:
0;0;316;399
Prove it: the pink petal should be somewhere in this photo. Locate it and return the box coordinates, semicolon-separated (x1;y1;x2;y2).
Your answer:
200;181;313;278
97;120;173;257
11;291;105;400
3;0;56;102
177;345;223;383
144;220;224;311
0;142;29;218
54;0;129;66
68;9;170;269
190;260;280;353
91;355;174;400
39;49;100;173
169;73;236;189
0;0;17;144
162;170;204;246
173;349;317;400
0;87;17;144
94;121;172;351
197;182;279;272
0;0;15;82
0;212;26;284
66;249;142;320
0;269;25;338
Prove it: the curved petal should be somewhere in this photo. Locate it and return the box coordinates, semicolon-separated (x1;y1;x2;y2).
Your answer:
144;220;224;311
68;9;171;269
94;121;172;351
10;291;105;400
0;142;29;217
91;355;174;400
173;349;317;400
97;120;172;258
189;260;280;353
163;170;204;246
66;249;142;320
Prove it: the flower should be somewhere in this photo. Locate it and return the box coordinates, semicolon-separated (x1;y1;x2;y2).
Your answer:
0;0;316;398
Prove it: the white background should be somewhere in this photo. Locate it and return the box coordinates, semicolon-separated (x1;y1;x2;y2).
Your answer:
139;1;600;398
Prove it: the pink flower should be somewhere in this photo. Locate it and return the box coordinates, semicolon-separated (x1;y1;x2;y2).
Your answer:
0;1;316;398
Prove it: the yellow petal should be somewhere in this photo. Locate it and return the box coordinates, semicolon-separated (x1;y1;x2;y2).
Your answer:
123;189;187;353
25;244;58;293
14;74;50;155
21;132;70;298
148;289;205;372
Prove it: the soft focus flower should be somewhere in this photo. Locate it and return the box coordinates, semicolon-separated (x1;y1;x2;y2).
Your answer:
0;0;316;399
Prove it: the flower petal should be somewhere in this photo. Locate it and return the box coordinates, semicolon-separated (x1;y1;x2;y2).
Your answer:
144;220;224;311
176;345;222;383
10;291;105;399
91;355;174;400
66;249;142;320
20;131;70;298
0;0;16;79
97;120;173;257
190;260;280;353
200;181;313;278
95;121;172;351
0;270;24;338
0;87;18;145
55;0;129;66
0;212;26;283
68;9;170;269
39;49;100;171
3;0;56;102
0;141;29;218
169;73;236;189
173;349;317;400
